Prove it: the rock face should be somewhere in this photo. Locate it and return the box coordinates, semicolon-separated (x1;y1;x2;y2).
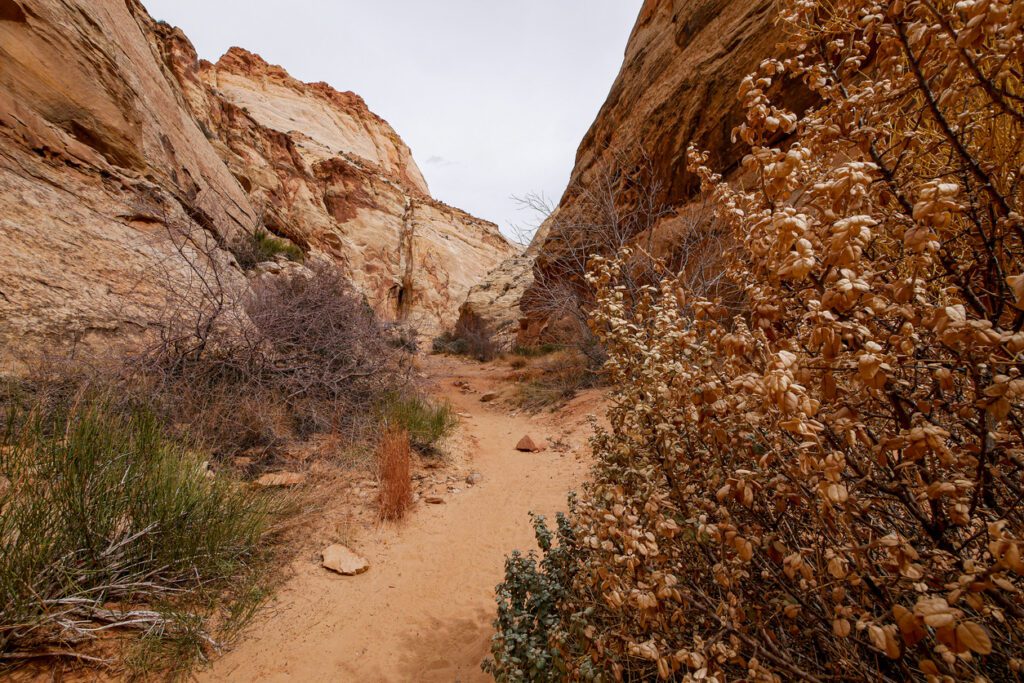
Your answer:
456;218;552;350
175;45;515;330
0;0;513;366
506;0;812;343
0;0;256;360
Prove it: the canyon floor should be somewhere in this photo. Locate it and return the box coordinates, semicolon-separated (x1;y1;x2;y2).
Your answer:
200;355;602;682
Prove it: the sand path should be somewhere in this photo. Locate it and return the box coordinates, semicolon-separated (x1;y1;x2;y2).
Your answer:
201;355;597;682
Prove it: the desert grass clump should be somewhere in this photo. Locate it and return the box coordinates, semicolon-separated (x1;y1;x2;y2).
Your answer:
0;397;273;668
380;394;457;454
231;228;303;271
377;428;412;522
492;0;1024;680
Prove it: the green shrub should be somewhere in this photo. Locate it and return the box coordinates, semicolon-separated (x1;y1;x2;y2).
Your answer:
380;394;457;453
0;397;273;666
484;512;578;682
231;229;303;270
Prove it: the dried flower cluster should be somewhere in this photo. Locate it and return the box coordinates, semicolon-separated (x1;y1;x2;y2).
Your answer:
525;1;1024;680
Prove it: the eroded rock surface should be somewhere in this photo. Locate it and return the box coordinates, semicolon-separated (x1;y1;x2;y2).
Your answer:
506;0;812;343
0;0;513;367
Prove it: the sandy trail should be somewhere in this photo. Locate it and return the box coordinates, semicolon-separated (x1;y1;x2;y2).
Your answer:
201;355;598;682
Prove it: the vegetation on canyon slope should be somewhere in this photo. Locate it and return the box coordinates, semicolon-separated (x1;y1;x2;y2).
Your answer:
490;0;1024;680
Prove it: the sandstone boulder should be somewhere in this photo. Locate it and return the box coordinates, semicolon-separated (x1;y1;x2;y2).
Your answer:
321;544;369;576
515;435;547;453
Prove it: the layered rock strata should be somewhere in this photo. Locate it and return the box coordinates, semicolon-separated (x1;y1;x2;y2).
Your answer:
0;0;513;365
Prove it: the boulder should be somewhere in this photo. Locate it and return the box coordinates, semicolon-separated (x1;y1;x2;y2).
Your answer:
321;544;369;576
515;435;547;453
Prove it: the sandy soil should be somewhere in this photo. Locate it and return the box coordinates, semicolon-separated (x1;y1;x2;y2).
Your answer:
199;355;602;682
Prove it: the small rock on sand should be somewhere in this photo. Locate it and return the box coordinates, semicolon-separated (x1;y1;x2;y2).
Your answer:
321;544;369;576
424;495;445;505
466;471;484;486
255;471;307;488
515;435;547;453
480;392;499;403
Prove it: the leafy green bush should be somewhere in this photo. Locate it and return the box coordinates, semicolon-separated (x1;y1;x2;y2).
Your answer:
484;512;578;682
0;398;273;666
231;228;303;270
380;394;457;453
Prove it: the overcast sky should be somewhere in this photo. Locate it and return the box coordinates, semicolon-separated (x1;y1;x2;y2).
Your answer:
143;1;643;241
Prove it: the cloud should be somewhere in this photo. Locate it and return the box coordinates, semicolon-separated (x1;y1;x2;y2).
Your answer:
424;155;456;167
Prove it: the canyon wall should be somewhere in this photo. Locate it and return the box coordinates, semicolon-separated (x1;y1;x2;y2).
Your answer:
490;0;811;343
0;0;513;364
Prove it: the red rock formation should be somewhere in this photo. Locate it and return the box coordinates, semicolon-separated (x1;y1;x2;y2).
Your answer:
511;0;813;343
0;0;513;365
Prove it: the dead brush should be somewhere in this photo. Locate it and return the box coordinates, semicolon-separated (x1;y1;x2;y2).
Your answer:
376;429;412;521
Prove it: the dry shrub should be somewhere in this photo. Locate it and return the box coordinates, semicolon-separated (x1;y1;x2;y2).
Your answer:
433;313;499;362
492;1;1024;681
139;261;408;456
377;428;412;521
521;164;734;367
511;350;600;412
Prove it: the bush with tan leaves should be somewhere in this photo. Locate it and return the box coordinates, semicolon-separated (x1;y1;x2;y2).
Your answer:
492;1;1024;681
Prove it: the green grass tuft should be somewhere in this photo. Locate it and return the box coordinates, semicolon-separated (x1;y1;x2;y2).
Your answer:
233;229;304;270
379;394;457;454
0;397;274;669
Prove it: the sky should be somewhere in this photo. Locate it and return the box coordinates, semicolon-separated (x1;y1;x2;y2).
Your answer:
143;1;644;241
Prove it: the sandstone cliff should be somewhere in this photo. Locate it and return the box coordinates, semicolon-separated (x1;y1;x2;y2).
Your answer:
0;0;513;364
498;0;811;343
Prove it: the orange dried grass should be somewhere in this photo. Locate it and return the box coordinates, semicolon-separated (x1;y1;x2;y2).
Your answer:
377;428;412;521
